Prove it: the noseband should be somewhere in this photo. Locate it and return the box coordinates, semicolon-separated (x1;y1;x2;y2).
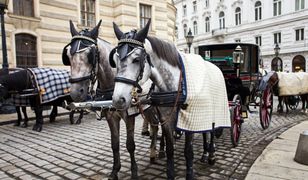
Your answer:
68;35;100;84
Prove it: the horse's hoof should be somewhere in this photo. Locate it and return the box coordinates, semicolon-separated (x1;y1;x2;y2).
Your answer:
200;153;208;163
150;157;156;164
208;157;216;165
108;173;118;180
158;151;166;159
76;119;81;124
21;123;28;128
32;125;42;132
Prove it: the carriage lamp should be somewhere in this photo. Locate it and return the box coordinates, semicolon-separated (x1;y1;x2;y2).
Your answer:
185;28;194;53
274;43;280;57
0;0;8;71
233;45;244;77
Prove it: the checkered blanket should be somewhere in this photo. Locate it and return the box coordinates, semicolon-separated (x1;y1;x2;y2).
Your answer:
177;53;231;132
277;72;308;96
28;68;70;104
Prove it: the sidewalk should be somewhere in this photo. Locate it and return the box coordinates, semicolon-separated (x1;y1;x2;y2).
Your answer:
246;120;308;180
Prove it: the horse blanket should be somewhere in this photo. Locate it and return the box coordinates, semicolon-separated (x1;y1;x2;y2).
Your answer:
177;53;231;132
277;72;308;96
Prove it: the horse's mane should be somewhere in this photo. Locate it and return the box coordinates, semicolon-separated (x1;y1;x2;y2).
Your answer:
147;36;180;67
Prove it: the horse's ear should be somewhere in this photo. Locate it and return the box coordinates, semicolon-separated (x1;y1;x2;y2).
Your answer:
113;22;124;40
136;19;151;42
69;20;78;37
90;20;102;39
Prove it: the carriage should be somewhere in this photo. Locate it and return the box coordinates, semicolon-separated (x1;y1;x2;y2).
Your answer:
198;43;273;146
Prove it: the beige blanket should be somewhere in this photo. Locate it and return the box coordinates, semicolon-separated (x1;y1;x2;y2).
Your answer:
277;72;308;96
177;53;231;132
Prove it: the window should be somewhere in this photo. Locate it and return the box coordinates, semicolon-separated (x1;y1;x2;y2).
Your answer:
183;5;187;16
235;39;241;42
13;0;34;17
235;7;241;26
15;34;37;68
255;36;262;46
183;24;187;36
274;32;281;44
205;0;209;8
296;0;305;11
255;1;262;21
295;28;304;41
193;21;198;35
219;11;225;29
140;4;152;29
271;58;283;72
80;0;96;27
193;1;197;13
205;17;210;33
273;0;282;16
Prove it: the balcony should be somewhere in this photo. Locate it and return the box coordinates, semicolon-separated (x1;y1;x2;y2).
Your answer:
212;28;228;37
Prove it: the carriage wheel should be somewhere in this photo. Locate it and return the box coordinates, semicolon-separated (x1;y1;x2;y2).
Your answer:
230;94;242;147
259;86;273;129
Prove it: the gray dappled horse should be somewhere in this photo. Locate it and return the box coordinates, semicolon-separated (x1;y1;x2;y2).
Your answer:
110;20;217;179
62;20;163;179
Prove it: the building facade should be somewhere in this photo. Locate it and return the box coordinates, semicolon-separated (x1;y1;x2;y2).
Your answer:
0;0;176;69
175;0;308;72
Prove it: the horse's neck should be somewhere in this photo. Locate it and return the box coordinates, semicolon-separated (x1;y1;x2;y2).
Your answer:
0;70;29;91
149;57;181;92
96;39;115;90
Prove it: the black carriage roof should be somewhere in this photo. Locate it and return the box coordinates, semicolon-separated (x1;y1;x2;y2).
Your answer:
199;43;259;50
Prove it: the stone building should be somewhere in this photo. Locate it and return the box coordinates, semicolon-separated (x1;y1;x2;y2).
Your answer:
175;0;308;72
0;0;176;69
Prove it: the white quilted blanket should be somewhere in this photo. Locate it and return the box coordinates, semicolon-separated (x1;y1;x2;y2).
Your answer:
177;53;231;132
277;72;308;96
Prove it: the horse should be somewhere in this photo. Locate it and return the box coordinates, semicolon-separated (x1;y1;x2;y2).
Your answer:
110;19;230;179
62;20;166;179
0;69;84;131
265;71;308;113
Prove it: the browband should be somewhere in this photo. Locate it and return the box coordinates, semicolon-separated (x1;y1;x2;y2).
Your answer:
71;35;96;44
118;39;143;47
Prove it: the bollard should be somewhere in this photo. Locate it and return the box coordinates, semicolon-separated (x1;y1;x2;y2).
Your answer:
294;130;308;165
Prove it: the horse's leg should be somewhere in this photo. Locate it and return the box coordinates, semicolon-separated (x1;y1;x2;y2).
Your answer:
285;97;289;114
158;128;166;158
278;96;283;113
125;116;138;179
75;110;84;124
184;132;194;180
162;123;175;180
200;132;209;163
106;113;121;180
49;105;57;123
32;106;43;132
69;110;74;124
14;106;22;126
208;124;216;165
149;125;158;163
21;106;28;128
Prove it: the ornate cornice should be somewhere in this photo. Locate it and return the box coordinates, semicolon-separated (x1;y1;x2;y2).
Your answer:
215;3;227;12
232;0;243;8
202;11;211;18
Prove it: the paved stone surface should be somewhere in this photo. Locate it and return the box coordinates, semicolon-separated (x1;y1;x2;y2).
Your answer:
0;100;307;179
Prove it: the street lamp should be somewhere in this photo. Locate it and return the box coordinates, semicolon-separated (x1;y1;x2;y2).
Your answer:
185;28;194;53
274;43;282;71
274;43;280;57
0;0;8;72
233;45;244;77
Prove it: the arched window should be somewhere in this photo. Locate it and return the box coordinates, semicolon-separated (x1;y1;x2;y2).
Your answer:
183;24;187;36
255;1;262;21
271;57;283;72
273;0;282;16
219;11;225;29
15;34;37;68
13;0;34;17
193;21;198;35
292;55;306;72
205;17;210;33
235;7;241;25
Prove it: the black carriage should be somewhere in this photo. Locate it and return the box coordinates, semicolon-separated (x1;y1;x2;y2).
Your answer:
198;43;273;146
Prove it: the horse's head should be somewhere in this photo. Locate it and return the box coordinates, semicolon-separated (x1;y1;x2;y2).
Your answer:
268;72;279;88
62;20;102;102
110;20;152;110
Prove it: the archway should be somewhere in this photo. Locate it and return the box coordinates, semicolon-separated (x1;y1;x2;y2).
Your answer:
292;55;305;72
271;57;283;72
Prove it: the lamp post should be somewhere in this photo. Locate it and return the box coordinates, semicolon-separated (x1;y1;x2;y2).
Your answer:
233;45;244;77
0;0;8;72
274;43;281;71
185;28;194;53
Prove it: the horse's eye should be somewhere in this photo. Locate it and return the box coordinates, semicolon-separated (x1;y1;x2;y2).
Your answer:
133;58;140;63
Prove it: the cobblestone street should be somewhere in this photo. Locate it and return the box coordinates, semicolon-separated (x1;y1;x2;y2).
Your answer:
0;103;307;180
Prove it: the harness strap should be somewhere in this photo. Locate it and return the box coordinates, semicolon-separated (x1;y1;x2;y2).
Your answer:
69;75;92;83
114;77;143;93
